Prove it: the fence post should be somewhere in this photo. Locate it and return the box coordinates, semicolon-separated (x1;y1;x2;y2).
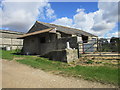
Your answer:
100;41;102;56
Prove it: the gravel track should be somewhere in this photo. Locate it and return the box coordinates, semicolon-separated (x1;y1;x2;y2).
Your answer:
2;60;116;88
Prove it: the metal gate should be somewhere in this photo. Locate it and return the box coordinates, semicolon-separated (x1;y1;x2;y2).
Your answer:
78;39;97;54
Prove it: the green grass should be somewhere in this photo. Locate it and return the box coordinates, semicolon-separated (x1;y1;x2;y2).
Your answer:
0;50;30;60
1;50;119;85
0;50;15;60
16;57;68;71
16;57;119;85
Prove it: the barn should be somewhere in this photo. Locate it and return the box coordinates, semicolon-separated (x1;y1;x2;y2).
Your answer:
18;21;98;63
0;30;24;50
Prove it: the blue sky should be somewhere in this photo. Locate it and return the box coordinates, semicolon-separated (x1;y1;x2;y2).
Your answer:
39;2;99;23
50;2;99;17
0;1;119;38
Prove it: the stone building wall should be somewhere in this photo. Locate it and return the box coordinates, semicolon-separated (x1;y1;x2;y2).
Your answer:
22;30;98;63
22;33;57;55
22;32;78;55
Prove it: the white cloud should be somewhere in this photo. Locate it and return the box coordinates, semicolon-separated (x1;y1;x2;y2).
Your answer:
105;31;120;38
98;1;118;22
0;0;56;32
73;9;94;31
1;0;49;2
52;17;73;27
45;3;56;19
0;0;119;38
118;1;120;21
76;8;85;13
52;2;119;38
99;0;120;2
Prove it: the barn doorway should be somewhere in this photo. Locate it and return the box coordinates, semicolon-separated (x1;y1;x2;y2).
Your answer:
82;35;88;43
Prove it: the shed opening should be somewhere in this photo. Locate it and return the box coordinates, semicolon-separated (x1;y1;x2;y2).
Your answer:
82;35;88;43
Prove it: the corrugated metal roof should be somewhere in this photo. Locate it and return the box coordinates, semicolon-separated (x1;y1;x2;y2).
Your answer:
0;30;24;39
27;22;50;33
0;30;24;35
18;21;97;38
36;21;97;37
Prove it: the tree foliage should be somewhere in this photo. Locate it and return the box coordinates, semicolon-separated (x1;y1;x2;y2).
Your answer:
98;37;120;53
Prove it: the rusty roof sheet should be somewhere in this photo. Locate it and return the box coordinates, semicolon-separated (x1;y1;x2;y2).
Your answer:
17;28;54;39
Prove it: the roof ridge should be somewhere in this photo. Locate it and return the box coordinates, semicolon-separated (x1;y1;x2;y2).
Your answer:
36;21;97;37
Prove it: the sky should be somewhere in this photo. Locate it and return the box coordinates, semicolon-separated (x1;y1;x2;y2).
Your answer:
0;0;119;38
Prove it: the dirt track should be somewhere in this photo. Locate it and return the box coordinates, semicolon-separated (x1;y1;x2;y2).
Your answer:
2;60;116;88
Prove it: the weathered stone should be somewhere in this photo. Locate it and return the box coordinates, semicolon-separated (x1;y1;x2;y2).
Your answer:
42;49;78;63
66;49;78;63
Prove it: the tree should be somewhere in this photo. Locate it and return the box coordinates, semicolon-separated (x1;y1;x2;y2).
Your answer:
98;38;110;52
110;37;120;53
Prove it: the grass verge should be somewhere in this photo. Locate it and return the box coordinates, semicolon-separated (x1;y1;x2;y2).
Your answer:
16;58;119;85
0;50;15;60
0;50;27;60
1;50;119;85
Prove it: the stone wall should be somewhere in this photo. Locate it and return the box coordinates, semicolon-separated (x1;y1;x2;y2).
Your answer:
22;36;39;54
57;37;78;49
22;32;97;63
42;49;78;63
66;49;78;63
22;33;78;55
22;33;57;55
42;50;67;62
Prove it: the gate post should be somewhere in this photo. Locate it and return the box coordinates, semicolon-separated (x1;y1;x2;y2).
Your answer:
82;43;85;54
77;43;80;58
